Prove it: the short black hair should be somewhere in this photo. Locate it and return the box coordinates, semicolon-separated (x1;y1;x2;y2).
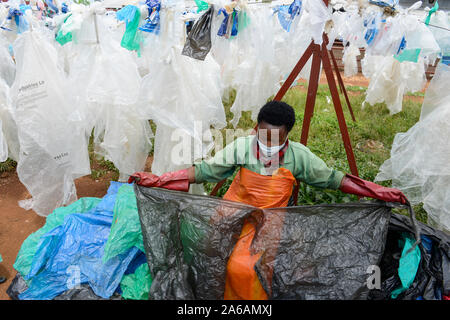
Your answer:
257;101;296;132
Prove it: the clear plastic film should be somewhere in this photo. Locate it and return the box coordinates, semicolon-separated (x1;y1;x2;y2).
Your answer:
11;30;91;216
376;63;450;232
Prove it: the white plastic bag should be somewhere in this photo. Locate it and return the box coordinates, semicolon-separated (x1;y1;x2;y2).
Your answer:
68;11;152;181
343;43;360;77
0;77;20;162
138;9;226;188
302;0;331;46
363;55;426;115
0;35;16;87
0;79;9;162
11;30;91;216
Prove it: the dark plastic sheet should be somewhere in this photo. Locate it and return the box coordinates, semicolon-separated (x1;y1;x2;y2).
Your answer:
134;185;396;300
181;6;214;61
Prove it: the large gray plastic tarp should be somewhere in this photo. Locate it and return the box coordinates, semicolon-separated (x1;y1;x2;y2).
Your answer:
134;185;397;300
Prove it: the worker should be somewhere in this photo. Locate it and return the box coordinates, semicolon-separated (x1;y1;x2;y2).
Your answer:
129;100;407;299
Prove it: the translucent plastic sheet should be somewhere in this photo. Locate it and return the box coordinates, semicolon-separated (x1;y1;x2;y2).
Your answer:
135;185;396;300
343;43;360;77
138;9;226;181
226;8;283;127
0;79;9;162
11;30;90;216
68;12;152;181
302;0;331;46
428;10;450;56
363;54;426;115
376;63;450;232
0;77;19;162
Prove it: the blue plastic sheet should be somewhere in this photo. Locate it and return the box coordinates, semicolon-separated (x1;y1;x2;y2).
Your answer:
19;182;141;300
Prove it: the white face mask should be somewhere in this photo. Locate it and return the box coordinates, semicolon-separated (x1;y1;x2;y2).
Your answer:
257;137;287;158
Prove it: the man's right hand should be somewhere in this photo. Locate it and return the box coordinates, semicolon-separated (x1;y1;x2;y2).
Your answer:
128;172;160;186
128;168;193;192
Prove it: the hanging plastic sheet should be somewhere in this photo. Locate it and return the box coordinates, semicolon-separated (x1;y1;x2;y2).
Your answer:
343;43;360;77
11;30;91;216
228;8;282;127
55;14;74;46
182;6;214;61
376;62;450;232
13;197;102;278
0;35;16;86
302;0;331;46
120;262;152;300
0;79;9;162
134;185;399;300
138;9;226;178
368;0;399;7
68;12;152;181
103;184;145;262
363;54;426;115
368;213;450;300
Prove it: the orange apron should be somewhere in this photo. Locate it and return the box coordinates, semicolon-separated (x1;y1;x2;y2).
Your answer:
223;167;296;300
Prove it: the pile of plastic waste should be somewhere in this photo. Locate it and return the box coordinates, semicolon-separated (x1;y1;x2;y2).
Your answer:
7;183;449;300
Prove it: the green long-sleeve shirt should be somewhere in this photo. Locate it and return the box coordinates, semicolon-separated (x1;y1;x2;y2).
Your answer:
194;135;344;190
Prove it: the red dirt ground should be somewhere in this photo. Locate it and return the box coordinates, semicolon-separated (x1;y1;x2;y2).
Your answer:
0;73;425;300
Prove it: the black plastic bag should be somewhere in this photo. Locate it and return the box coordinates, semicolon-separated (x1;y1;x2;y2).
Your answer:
134;185;397;300
182;6;214;61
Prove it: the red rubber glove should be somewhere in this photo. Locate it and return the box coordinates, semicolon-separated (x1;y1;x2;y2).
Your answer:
128;169;190;192
339;174;408;204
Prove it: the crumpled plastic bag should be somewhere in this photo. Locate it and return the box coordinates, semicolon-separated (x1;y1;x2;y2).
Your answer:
363;54;426;115
0;35;16;86
182;5;214;61
427;10;450;56
302;0;331;46
135;185;395;300
11;30;91;216
343;43;360;77
138;19;226;175
0;79;9;162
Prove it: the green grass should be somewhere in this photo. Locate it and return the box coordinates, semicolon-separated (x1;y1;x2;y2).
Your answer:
0;83;428;223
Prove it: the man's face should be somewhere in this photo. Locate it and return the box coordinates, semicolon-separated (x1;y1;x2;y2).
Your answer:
257;121;288;147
